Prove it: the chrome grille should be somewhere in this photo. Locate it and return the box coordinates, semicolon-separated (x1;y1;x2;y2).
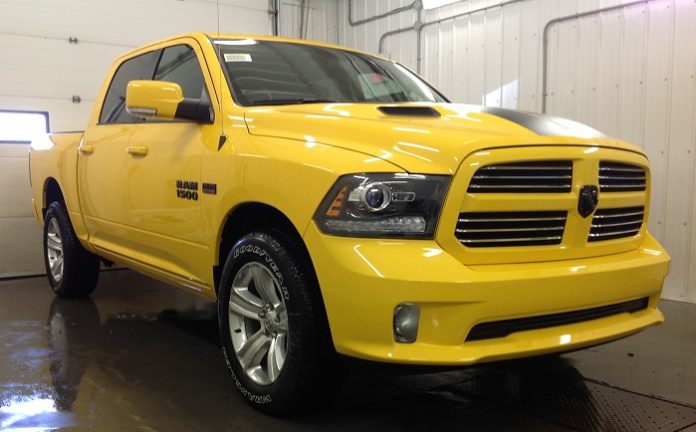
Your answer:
599;162;646;192
467;161;572;193
588;206;644;242
456;211;567;247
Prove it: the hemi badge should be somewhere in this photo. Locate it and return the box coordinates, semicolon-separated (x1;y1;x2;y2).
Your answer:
202;183;217;195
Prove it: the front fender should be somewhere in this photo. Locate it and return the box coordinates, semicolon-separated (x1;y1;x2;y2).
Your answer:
208;135;402;265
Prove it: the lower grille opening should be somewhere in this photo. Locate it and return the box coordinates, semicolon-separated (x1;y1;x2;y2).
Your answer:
465;297;649;342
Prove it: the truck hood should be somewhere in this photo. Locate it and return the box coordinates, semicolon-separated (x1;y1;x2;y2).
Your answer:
243;103;643;174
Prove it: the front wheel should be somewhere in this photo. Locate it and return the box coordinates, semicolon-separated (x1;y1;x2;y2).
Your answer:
43;202;100;298
218;231;340;415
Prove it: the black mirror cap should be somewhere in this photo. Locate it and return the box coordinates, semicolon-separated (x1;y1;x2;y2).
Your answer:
175;98;214;123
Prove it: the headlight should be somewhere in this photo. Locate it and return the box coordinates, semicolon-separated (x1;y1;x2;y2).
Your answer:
314;173;450;238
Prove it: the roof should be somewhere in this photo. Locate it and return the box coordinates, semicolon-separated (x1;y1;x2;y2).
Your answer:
115;32;389;63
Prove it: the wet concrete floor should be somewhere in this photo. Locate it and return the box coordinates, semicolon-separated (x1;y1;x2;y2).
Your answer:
1;269;696;431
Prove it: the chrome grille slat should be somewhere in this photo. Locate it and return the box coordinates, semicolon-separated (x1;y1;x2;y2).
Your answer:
600;184;646;190
590;220;643;228
598;175;643;180
599;167;644;173
592;210;644;219
459;235;563;244
588;229;642;238
456;211;567;248
469;184;572;189
588;206;645;242
458;216;566;223
473;175;572;180
468;161;573;193
599;162;646;192
480;166;572;171
456;226;565;233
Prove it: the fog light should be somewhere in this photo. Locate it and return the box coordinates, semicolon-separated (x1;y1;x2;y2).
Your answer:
393;303;420;343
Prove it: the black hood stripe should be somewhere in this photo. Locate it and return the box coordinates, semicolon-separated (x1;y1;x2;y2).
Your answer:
481;107;606;139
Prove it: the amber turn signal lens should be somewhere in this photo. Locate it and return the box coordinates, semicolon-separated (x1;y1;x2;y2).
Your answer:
326;185;347;217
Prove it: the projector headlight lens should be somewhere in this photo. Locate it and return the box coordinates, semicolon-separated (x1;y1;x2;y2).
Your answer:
315;173;450;238
362;182;392;212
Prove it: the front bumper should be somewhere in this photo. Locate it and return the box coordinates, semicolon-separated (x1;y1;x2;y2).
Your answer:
304;222;669;365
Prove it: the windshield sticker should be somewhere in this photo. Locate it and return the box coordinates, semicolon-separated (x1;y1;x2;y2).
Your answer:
224;53;252;62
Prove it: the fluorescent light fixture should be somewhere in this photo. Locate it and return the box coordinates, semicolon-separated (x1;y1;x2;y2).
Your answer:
422;0;459;9
214;38;258;46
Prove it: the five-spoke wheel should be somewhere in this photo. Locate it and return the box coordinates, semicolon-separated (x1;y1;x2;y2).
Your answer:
46;217;65;282
228;262;289;385
218;231;342;415
43;201;100;298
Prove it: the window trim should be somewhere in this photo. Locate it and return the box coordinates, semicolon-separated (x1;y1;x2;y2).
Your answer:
148;43;216;125
97;42;215;126
97;50;161;125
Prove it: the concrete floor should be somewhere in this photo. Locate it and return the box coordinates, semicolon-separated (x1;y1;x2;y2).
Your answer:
1;269;696;431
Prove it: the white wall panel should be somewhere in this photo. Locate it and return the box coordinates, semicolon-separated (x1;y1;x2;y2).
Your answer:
0;144;43;277
0;0;272;131
0;0;278;278
309;0;696;303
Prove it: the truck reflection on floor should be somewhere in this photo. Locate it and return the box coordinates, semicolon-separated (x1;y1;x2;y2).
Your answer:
46;297;221;414
44;296;605;430
44;294;696;431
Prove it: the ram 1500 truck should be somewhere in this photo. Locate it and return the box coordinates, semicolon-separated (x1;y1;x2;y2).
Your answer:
29;32;670;414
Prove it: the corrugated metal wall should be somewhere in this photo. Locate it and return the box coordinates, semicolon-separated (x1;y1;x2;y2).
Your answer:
308;0;696;303
279;0;339;42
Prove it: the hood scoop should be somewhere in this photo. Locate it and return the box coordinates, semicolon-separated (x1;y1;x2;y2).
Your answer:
377;106;441;117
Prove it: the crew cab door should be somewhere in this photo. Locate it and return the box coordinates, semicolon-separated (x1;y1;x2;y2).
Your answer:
78;51;160;252
123;41;219;290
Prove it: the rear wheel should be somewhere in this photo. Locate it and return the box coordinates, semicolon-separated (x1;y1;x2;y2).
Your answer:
218;231;341;415
43;202;100;298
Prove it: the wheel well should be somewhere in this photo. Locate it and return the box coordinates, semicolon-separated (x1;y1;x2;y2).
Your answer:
215;203;310;292
44;178;64;215
216;202;340;367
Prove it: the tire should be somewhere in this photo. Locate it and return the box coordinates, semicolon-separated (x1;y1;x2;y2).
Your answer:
218;231;341;415
43;201;100;298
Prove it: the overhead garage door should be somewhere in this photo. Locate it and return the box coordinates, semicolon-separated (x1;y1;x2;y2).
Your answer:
0;0;271;277
0;111;48;277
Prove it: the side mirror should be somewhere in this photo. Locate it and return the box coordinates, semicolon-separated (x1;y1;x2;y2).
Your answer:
126;80;212;123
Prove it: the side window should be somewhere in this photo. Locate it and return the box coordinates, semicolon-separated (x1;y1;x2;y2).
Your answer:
99;51;159;124
154;45;206;99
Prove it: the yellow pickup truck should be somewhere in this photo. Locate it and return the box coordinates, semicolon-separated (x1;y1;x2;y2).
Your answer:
29;32;670;414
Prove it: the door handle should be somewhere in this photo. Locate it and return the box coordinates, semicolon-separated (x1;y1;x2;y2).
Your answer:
126;146;148;156
78;144;94;154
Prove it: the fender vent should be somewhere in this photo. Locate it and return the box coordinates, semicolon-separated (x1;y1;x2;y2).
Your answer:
377;106;440;117
599;161;646;192
456;211;567;247
467;161;573;193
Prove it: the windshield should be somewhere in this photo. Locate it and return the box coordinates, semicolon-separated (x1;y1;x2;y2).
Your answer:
214;39;447;106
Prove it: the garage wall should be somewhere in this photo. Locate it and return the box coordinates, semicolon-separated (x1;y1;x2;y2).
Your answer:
278;0;339;42
0;0;276;278
308;0;696;303
0;0;272;131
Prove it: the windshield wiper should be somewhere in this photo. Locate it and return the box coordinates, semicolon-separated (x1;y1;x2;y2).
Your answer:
249;98;337;106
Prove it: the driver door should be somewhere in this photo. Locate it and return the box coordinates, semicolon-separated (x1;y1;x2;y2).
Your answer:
123;41;219;291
